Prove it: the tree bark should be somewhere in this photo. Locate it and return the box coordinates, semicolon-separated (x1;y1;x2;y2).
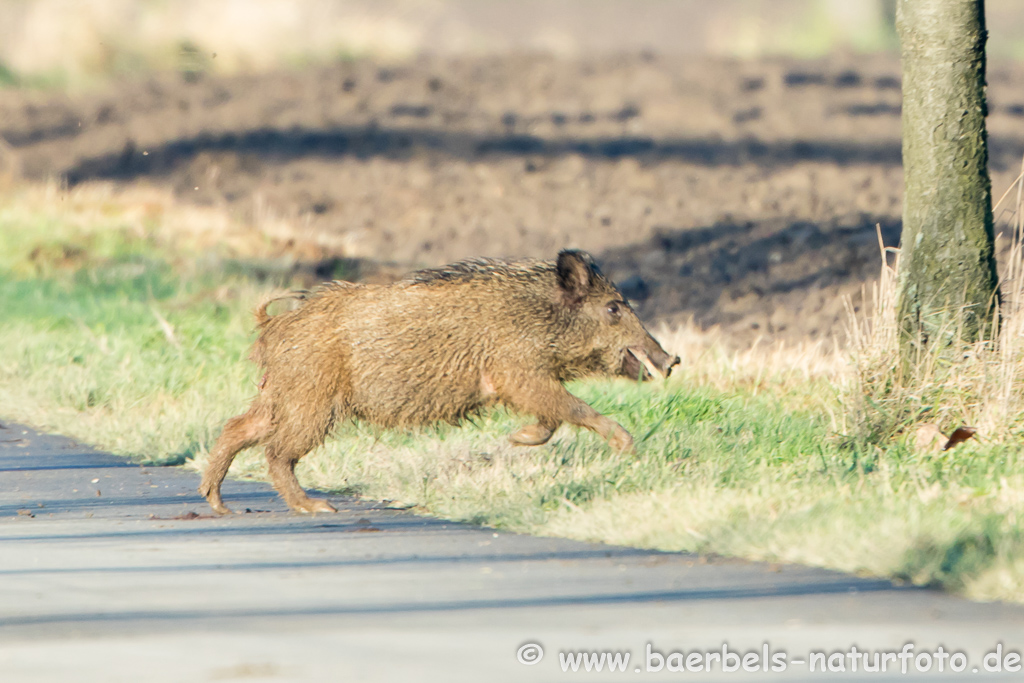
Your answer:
896;0;999;352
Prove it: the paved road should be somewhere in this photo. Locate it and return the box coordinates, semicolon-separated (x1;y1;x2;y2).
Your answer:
1;421;1023;682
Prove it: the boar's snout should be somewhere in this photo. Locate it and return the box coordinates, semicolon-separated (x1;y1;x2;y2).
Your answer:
623;344;680;381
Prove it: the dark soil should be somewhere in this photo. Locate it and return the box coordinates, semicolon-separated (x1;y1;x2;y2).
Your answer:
5;54;1024;344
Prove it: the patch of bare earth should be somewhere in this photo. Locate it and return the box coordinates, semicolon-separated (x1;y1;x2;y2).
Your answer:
5;54;1024;345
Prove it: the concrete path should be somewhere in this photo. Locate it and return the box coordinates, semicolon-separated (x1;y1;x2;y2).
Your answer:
1;421;1023;682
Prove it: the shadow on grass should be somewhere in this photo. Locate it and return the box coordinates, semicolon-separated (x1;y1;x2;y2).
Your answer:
219;255;405;288
148;440;204;467
896;516;1018;591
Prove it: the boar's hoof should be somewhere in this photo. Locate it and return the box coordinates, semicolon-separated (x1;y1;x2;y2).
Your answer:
608;427;635;454
209;501;234;515
291;497;338;514
509;424;554;446
199;485;234;515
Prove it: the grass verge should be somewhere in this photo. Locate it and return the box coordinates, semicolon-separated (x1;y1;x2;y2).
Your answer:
2;181;1023;604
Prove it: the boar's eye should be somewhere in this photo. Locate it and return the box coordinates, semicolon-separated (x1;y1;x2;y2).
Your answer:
605;300;623;322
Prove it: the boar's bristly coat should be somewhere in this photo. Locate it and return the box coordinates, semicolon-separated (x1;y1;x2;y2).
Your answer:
200;250;679;514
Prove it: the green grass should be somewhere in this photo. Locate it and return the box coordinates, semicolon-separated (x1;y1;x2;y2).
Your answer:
2;203;1024;604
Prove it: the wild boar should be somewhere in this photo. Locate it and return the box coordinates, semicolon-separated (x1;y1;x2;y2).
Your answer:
200;249;679;514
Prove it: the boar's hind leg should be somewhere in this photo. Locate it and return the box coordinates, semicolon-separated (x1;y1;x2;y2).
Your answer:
263;414;337;514
200;404;271;514
505;380;634;453
265;443;337;514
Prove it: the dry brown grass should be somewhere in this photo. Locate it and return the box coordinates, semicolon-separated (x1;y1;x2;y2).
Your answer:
0;180;346;275
842;177;1024;446
655;320;846;393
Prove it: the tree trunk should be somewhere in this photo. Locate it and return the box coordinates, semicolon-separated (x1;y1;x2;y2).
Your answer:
896;0;999;354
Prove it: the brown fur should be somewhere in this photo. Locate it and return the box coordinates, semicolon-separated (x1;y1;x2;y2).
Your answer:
200;250;679;514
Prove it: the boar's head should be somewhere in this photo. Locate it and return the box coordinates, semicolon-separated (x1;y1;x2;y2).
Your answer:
555;250;680;382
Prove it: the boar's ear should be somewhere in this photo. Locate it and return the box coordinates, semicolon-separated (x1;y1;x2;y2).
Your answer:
556;249;594;305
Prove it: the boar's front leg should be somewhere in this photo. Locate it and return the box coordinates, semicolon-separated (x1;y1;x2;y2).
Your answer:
509;421;558;446
504;379;634;453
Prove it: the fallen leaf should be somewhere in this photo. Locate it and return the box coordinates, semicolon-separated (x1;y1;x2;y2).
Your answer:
943;426;978;451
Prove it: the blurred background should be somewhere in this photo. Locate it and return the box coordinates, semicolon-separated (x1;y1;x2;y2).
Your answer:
3;0;1024;346
2;0;1024;81
3;0;1024;84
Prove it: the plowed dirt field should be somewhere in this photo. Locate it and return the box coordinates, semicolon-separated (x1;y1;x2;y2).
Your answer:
6;54;1024;344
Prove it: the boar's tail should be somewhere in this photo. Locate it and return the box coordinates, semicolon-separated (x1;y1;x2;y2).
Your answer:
253;291;310;328
250;282;360;366
249;291;310;368
253;281;359;327
254;300;273;328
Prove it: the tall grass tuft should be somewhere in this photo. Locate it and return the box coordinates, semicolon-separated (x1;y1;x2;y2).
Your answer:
844;179;1024;447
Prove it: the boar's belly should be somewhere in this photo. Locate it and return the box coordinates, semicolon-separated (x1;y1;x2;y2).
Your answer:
347;366;489;428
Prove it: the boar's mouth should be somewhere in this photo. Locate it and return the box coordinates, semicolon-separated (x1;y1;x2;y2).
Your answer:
623;347;676;381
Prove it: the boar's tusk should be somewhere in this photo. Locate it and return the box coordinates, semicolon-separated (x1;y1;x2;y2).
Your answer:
628;347;666;380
